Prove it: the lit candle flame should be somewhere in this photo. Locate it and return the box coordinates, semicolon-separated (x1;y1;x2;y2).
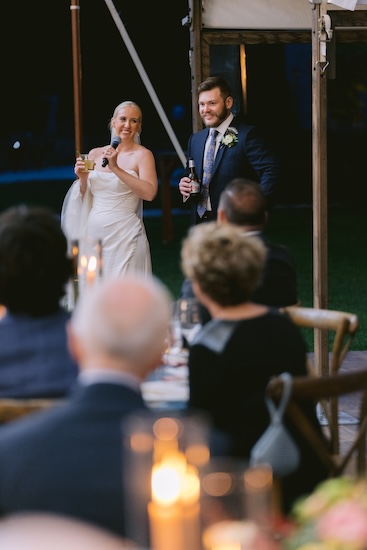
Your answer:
151;463;181;506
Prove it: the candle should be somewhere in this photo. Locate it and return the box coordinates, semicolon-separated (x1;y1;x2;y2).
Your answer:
86;255;97;286
148;454;201;550
77;238;103;292
148;460;185;550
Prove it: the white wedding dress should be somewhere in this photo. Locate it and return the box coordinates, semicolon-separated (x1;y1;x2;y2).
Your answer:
61;169;152;306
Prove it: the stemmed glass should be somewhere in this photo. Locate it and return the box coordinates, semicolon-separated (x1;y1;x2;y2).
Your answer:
163;298;202;366
173;298;202;345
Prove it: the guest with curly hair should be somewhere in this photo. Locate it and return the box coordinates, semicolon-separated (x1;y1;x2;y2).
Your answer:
181;221;327;513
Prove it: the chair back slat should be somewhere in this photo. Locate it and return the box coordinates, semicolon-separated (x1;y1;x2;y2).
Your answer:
281;306;359;454
0;398;63;424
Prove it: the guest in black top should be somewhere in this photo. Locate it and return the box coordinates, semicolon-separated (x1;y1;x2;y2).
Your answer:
181;221;327;513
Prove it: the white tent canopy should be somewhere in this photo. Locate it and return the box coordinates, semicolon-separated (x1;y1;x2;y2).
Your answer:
201;0;367;29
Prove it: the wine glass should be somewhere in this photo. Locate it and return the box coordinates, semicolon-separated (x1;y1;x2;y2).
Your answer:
173;298;202;345
163;298;202;367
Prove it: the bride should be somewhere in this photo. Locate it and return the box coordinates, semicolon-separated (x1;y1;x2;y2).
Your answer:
61;101;158;304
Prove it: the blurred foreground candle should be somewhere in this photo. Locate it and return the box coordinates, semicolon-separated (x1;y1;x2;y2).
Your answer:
77;237;102;291
148;417;203;550
122;411;209;549
148;453;201;550
148;457;185;550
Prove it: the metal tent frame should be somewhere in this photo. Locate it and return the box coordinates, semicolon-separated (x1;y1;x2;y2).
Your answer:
185;0;367;375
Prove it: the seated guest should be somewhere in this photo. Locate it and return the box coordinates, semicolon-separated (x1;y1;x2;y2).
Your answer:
181;222;327;513
0;205;78;397
181;178;298;323
0;275;171;537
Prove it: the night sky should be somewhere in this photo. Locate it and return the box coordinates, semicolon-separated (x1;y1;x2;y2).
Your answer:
1;0;192;164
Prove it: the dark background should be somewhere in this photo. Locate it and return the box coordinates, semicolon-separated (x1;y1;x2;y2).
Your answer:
0;0;192;171
1;1;367;208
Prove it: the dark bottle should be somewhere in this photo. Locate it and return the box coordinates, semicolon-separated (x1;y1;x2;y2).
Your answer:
188;158;200;196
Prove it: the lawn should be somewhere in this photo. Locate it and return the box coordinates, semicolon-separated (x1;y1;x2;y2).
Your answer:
146;204;366;351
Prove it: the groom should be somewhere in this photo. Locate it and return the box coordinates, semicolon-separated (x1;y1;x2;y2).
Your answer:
178;76;280;224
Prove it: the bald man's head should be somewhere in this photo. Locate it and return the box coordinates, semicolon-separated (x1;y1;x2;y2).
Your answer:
218;178;268;228
68;275;172;378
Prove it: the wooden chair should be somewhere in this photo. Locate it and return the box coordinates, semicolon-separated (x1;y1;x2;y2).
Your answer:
0;398;63;424
282;306;359;453
266;369;367;477
282;306;359;378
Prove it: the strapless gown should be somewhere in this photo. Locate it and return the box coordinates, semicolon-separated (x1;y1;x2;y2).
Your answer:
61;169;152;281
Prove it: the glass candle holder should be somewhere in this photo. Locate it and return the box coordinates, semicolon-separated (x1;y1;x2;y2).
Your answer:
121;410;210;549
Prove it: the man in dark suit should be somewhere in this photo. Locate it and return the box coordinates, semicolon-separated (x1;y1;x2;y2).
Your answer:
181;178;298;322
0;275;171;538
178;76;280;224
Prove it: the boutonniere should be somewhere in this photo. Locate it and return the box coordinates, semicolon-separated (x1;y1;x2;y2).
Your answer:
221;127;239;148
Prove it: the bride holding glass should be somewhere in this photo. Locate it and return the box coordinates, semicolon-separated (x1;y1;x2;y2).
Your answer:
61;100;158;299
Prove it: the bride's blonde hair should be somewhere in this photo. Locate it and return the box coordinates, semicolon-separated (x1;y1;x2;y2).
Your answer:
109;101;142;143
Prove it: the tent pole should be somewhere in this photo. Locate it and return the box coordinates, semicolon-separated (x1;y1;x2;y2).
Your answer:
103;0;186;167
70;0;83;155
311;0;329;377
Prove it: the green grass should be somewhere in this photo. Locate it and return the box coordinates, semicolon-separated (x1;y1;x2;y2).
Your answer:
1;181;364;350
145;205;367;351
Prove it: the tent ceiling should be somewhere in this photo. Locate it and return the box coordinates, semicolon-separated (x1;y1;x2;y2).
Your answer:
201;0;367;30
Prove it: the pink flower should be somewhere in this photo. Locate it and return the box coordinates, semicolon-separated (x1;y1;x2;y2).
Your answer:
317;500;367;547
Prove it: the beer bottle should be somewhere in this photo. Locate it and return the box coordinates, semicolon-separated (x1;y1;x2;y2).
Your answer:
188;158;200;196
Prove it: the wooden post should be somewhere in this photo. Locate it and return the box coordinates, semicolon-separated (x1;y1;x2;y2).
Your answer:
311;0;329;377
188;0;203;132
70;0;83;155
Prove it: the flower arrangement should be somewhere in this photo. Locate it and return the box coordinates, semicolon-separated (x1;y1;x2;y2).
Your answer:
284;476;367;550
221;126;239;148
202;520;282;550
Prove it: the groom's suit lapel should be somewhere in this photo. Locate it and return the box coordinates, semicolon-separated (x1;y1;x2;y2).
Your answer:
211;141;226;177
210;117;240;180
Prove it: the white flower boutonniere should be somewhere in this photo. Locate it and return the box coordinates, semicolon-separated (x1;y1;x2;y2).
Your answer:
221;127;239;148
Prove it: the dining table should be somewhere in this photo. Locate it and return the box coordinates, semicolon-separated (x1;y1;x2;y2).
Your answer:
141;364;189;411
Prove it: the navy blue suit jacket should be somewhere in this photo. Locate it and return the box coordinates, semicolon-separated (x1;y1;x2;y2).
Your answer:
0;382;148;538
185;116;280;223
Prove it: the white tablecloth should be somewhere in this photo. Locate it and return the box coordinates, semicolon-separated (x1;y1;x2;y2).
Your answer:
141;366;189;410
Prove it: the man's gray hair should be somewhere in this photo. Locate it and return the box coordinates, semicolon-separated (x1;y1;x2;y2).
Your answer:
70;275;171;367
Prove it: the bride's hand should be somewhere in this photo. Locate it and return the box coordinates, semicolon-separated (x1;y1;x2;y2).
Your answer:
74;157;88;178
103;147;118;169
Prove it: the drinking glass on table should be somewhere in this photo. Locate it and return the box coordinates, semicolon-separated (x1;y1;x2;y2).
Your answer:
163;298;202;366
173;298;202;345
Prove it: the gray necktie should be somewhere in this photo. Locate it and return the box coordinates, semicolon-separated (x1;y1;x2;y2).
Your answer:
197;129;218;218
